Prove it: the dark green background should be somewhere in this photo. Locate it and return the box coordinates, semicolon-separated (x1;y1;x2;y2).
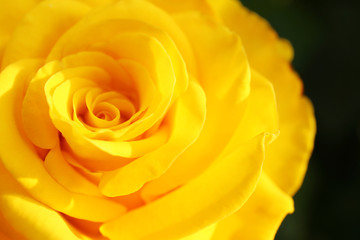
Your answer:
240;0;360;239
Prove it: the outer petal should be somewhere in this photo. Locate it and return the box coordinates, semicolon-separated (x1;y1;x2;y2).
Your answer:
0;162;80;240
180;224;217;240
174;11;250;102
21;60;59;149
0;230;13;240
2;0;91;68
208;0;316;195
0;0;40;60
100;134;267;240
211;173;294;240
0;208;26;240
44;145;103;197
146;0;214;16
264;97;316;194
77;0;115;7
221;69;279;157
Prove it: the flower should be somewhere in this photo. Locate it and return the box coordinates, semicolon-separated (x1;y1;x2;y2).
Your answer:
0;0;316;239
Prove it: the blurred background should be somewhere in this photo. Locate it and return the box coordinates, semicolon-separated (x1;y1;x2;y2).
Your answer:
240;0;360;239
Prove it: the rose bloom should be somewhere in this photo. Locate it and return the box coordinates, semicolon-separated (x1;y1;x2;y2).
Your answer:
0;0;316;239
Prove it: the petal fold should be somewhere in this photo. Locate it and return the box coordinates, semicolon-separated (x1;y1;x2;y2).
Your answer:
100;133;267;240
0;162;80;240
208;0;316;195
99;80;206;196
141;69;276;202
0;60;126;222
264;97;316;195
211;173;294;240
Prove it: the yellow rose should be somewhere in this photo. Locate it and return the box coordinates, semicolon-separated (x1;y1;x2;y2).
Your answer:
0;0;316;239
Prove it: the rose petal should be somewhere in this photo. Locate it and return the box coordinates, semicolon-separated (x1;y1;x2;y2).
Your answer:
99;80;206;196
2;0;91;67
146;0;214;16
221;69;279;156
0;205;26;240
0;229;16;240
174;11;250;102
21;61;60;149
64;216;109;240
141;70;274;203
22;59;112;149
100;133;267;239
0;162;80;240
47;0;192;100
44;145;103;197
48;22;182;140
179;224;217;240
60;51;134;96
208;0;316;195
211;173;294;240
0;0;40;63
74;0;197;76
141;11;251;201
0;60;126;222
41;53;174;170
264;97;316;195
77;0;115;7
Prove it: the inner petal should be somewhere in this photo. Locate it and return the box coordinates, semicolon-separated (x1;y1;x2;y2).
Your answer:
92;91;136;123
85;102;120;128
77;89;137;129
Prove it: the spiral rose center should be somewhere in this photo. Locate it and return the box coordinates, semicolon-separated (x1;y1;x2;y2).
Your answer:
92;102;119;120
78;89;136;129
96;110;114;121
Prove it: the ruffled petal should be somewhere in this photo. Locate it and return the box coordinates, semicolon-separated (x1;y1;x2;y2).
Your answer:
208;0;316;195
220;69;279;156
264;97;316;195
